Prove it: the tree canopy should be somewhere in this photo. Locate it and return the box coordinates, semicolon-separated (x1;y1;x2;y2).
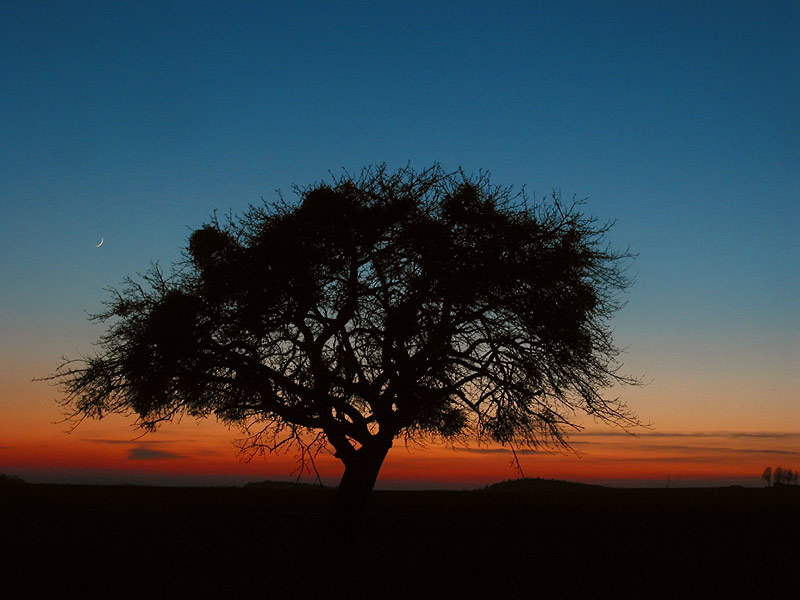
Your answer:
52;164;638;514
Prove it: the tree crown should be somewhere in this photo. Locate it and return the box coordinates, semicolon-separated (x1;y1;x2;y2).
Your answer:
52;164;638;473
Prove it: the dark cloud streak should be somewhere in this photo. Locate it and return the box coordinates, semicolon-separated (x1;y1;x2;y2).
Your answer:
575;431;800;440
128;447;184;461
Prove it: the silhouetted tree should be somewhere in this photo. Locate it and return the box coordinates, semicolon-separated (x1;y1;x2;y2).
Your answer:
774;466;783;485
49;164;638;518
771;466;799;486
762;466;772;487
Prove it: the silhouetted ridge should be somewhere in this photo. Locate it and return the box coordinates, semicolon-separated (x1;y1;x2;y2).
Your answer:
0;473;27;486
244;479;330;491
482;477;608;492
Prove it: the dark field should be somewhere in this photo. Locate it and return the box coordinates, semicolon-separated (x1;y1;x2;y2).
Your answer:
3;482;798;595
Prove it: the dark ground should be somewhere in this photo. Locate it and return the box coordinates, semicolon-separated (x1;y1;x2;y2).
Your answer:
2;482;798;596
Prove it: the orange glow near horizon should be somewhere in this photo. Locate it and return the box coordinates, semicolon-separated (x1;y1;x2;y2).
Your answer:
3;373;798;489
3;407;797;488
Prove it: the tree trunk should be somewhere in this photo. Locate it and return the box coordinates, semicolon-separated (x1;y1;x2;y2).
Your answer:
332;439;392;531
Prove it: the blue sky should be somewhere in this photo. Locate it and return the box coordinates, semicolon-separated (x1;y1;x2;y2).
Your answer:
1;1;798;485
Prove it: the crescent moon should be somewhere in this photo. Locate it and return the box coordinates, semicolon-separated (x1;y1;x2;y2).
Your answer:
95;238;104;248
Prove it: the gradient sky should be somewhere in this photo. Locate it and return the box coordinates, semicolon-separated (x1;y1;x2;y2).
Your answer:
2;1;798;488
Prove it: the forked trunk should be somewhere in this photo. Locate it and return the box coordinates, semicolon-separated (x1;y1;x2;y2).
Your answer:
332;440;392;530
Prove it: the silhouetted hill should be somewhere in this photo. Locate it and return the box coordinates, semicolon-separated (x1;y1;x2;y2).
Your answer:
482;477;609;492
0;473;26;486
244;479;330;491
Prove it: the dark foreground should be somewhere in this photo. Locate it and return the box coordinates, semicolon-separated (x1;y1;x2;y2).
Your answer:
3;483;798;595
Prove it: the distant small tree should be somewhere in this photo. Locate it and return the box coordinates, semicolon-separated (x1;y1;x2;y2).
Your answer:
762;466;772;487
764;466;800;487
48;164;639;518
774;466;799;486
